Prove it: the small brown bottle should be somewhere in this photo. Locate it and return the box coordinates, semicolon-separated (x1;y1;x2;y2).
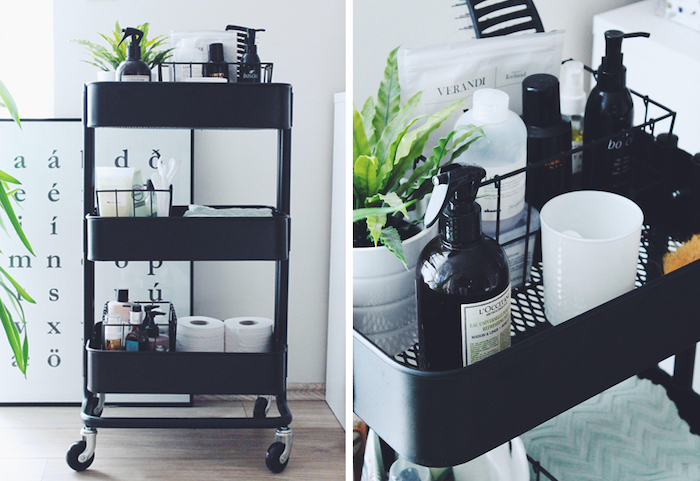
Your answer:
125;305;148;352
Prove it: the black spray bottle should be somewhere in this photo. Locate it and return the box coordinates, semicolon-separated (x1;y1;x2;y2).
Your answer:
116;28;151;82
416;164;511;371
582;30;650;195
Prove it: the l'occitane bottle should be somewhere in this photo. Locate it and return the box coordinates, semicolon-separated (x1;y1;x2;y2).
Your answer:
416;164;511;371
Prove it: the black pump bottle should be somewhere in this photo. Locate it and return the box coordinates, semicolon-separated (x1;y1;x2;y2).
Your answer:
239;27;265;82
582;30;650;195
116;27;151;82
416;164;511;371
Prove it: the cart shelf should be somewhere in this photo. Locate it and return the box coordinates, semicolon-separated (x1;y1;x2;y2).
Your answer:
86;342;287;395
353;226;700;468
87;205;290;261
85;82;292;130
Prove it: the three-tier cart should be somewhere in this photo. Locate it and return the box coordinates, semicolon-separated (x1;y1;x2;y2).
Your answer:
67;81;294;473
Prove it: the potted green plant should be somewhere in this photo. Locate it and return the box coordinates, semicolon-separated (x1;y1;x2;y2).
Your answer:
353;47;482;354
0;80;35;377
73;22;174;80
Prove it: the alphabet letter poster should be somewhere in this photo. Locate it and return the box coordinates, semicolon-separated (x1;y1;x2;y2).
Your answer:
0;120;191;403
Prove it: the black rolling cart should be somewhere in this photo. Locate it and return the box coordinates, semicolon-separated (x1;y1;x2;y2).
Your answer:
67;81;294;473
355;89;700;478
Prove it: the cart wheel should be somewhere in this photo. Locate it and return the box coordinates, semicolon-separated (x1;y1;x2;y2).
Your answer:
66;440;95;471
254;396;269;419
265;442;289;473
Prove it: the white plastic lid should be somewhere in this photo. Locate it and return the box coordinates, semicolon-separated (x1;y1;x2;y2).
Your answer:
471;88;509;124
560;61;586;116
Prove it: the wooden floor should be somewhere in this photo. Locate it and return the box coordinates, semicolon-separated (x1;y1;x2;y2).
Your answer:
0;398;345;480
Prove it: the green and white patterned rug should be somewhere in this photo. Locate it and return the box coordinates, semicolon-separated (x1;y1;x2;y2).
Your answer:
521;376;700;480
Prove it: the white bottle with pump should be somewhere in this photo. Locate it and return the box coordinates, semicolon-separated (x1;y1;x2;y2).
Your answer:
560;61;587;189
453;89;527;231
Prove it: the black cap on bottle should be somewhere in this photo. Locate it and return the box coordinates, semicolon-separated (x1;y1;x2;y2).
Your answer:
117;289;129;302
522;74;562;129
597;30;650;91
208;43;225;62
424;164;486;247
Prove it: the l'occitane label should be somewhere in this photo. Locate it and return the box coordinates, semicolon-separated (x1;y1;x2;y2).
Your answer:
461;285;511;366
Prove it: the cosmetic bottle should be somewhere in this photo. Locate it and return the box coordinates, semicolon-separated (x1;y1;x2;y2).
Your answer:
103;314;123;351
582;30;650;196
125;305;148;352
416;164;511;371
522;74;572;211
203;43;229;80
238;28;264;83
116;28;151;82
107;289;131;325
143;306;169;352
453;88;527;232
560;61;587;190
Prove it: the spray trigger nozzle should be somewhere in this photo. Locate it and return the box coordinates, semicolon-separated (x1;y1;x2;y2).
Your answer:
424;164;486;228
118;27;144;48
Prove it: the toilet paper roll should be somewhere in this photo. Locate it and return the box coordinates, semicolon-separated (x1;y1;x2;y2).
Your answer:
224;317;274;353
177;316;224;338
177;316;224;352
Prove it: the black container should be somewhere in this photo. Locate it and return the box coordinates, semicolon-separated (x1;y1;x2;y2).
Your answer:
522;74;572;210
203;43;229;80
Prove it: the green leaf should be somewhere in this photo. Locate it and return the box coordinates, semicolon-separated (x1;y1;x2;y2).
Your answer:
360;97;377;149
372;46;401;139
0;300;26;376
379;192;409;219
396;131;456;200
353;155;379;204
0;80;21;127
450;124;485;162
366;214;387;246
379;227;407;268
353;106;371;162
0;267;34;303
0;181;34;255
384;99;464;193
352;199;418;223
0;170;20;184
375;91;422;167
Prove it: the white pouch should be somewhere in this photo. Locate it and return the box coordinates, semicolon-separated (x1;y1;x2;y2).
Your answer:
398;30;565;150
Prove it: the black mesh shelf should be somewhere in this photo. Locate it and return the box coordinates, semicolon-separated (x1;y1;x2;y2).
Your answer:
354;223;700;468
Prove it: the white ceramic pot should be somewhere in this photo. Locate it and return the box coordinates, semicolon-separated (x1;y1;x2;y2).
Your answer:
97;70;116;82
353;223;438;354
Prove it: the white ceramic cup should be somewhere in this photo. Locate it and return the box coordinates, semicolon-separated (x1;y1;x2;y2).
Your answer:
540;191;643;326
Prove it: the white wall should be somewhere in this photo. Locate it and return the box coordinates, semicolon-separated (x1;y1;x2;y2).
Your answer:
353;0;640;106
53;0;345;383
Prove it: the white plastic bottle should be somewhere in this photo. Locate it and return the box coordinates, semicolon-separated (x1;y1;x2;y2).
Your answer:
560;61;587;189
453;88;527;231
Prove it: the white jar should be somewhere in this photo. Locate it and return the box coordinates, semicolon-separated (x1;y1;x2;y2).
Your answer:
453;88;527;231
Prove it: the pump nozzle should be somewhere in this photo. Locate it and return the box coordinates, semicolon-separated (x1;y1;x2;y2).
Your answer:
425;164;486;228
602;30;649;71
225;25;265;52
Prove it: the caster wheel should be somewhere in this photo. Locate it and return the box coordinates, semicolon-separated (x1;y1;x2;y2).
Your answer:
254;396;268;419
265;441;289;473
67;440;95;472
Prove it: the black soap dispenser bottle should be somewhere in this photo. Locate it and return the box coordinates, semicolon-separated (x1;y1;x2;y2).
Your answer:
416;164;511;372
116;27;151;82
582;30;650;195
239;28;264;83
